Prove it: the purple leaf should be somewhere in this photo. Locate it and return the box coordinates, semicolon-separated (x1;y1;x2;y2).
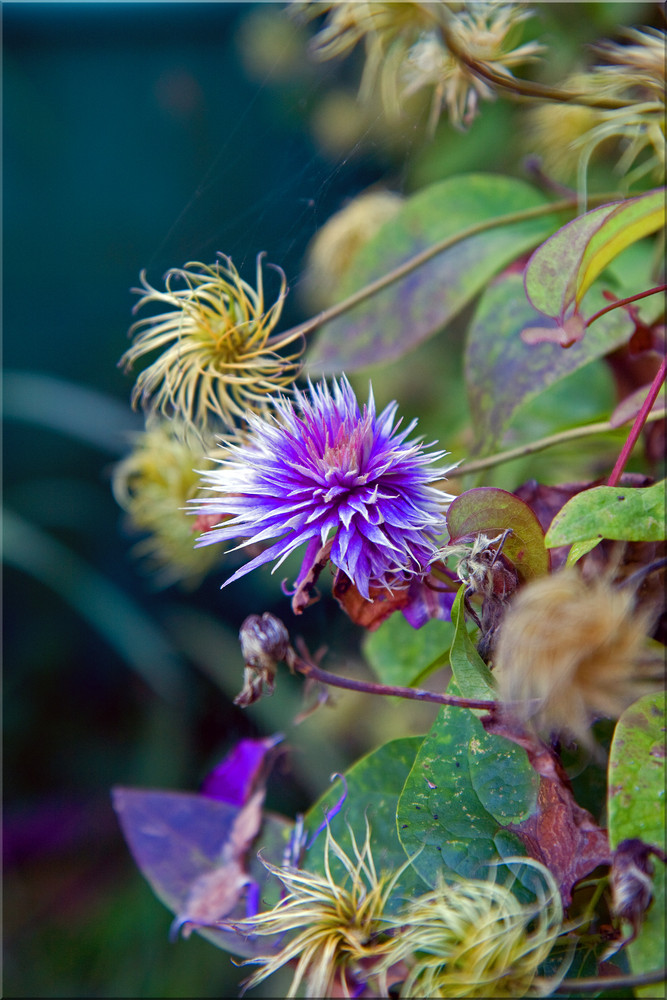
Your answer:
465;273;633;455
112;787;291;957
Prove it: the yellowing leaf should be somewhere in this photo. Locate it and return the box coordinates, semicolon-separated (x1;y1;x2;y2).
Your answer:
576;189;666;308
524;189;665;335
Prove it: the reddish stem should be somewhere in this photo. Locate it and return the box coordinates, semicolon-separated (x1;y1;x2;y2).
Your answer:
289;649;496;711
607;353;667;486
585;284;667;328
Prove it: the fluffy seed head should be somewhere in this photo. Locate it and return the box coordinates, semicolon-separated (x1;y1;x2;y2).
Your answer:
192;375;454;601
302;188;403;311
120;253;303;432
494;569;665;746
384;860;568;998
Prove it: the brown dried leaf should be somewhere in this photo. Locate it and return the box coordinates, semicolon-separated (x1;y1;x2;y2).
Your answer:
332;571;410;631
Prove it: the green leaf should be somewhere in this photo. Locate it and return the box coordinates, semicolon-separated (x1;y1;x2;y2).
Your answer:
303;737;428;914
564;537;603;567
465;273;634;455
449;586;495;703
545;481;666;547
608;691;665;851
396;689;538;890
446;487;550;580
524;189;665;323
608;692;666;996
306;174;559;374
363;613;453;687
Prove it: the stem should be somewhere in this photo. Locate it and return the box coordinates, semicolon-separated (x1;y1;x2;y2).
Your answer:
441;19;637;111
275;194;621;349
289;650;496;711
445;408;666;479
585;285;667;328
554;968;667;994
607;354;667;487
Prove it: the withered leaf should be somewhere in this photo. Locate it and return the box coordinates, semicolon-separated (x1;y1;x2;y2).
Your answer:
484;716;611;904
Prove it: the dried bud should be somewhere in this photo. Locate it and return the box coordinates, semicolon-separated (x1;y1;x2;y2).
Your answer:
235;614;290;707
609;838;667;944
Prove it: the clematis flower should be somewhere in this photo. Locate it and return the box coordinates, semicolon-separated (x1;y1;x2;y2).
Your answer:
191;375;455;604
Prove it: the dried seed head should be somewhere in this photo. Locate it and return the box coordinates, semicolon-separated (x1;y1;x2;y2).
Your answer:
494;569;664;746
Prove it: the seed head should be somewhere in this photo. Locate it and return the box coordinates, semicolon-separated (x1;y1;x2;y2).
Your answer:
120;253;303;432
384;860;569;998
402;4;544;130
231;819;409;998
112;417;222;588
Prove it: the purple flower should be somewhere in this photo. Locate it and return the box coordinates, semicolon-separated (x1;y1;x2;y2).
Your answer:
192;376;455;601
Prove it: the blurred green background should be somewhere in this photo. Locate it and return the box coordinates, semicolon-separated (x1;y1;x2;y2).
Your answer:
3;2;658;997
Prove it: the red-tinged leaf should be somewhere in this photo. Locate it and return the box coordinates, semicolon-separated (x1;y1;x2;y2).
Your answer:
332;570;411;630
201;735;283;807
446;487;549;580
514;479;594;535
306;174;559;374
483;719;611;904
112;787;291;957
524;203;618;321
575;190;665;309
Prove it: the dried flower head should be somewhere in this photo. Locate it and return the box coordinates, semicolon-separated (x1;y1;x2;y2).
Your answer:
302;188;403;311
384;859;568;998
235;613;291;706
585;27;666;185
112;418;222;588
403;4;543;130
608;837;667;950
192;375;454;601
230;819;409;998
120;253;303;432
494;569;665;746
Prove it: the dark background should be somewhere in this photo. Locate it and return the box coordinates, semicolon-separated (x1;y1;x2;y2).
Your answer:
3;5;380;995
3;2;657;996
